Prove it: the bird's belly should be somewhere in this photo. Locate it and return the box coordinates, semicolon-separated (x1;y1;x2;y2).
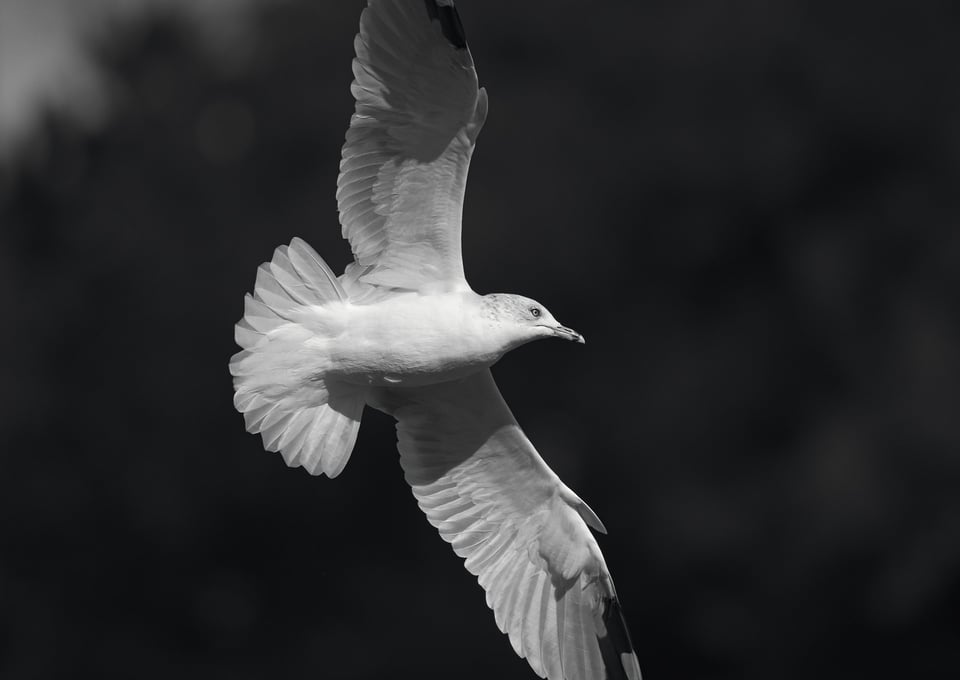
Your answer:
329;334;496;386
323;301;498;387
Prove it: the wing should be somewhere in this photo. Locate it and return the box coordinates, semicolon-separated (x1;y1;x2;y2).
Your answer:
369;371;642;680
338;0;488;293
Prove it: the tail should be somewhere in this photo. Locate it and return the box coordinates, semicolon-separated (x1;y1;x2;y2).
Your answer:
229;237;366;478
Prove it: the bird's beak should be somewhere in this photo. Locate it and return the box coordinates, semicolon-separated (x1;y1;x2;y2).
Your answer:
552;324;585;344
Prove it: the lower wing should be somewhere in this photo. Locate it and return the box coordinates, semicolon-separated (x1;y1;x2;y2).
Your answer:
369;370;642;680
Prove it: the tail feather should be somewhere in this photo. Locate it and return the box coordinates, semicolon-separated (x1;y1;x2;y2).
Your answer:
235;322;261;349
296;396;363;477
253;266;299;313
268;237;345;307
277;407;315;452
241;295;288;335
231;238;365;477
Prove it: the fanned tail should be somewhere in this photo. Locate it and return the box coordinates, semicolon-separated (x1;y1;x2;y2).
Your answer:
230;238;366;477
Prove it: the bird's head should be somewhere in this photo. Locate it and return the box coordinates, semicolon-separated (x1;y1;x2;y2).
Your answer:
482;294;585;348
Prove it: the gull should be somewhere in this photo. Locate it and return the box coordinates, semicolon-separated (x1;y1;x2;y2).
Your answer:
229;2;642;678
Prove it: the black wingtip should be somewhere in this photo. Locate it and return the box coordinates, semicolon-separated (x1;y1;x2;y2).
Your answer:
597;596;643;680
424;0;468;49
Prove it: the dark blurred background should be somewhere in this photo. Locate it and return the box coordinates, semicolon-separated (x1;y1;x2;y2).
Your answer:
2;0;959;678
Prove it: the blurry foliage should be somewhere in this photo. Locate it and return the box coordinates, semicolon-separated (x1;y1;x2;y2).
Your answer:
1;1;959;678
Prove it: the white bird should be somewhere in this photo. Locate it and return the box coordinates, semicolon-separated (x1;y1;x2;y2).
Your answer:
230;2;642;678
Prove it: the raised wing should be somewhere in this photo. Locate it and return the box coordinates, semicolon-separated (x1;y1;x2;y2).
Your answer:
338;0;488;293
370;371;642;680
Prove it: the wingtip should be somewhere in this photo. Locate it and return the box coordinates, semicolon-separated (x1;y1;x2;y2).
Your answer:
597;596;643;680
423;0;468;49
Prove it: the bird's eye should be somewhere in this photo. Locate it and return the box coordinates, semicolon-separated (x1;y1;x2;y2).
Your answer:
530;307;541;318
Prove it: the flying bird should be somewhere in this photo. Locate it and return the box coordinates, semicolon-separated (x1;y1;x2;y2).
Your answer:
230;2;642;678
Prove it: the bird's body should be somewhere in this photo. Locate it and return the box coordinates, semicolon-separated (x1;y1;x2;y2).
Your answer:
280;291;531;387
230;2;642;678
331;292;507;386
